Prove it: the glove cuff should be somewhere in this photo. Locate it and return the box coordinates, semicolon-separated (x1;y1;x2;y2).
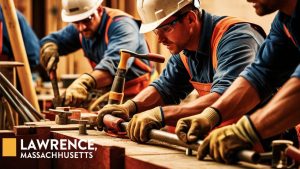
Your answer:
123;100;137;117
236;116;260;145
201;107;221;129
81;73;97;89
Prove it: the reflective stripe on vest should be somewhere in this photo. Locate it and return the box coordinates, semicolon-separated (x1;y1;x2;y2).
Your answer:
283;24;297;46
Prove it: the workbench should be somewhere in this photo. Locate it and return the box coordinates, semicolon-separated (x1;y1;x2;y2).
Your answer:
0;124;271;169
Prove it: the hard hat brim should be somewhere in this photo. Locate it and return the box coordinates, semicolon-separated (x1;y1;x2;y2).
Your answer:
139;10;178;34
61;0;102;22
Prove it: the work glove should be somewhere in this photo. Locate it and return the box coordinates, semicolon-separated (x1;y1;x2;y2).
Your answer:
127;107;164;143
197;116;260;164
97;100;137;131
175;107;220;143
40;42;59;71
64;73;96;106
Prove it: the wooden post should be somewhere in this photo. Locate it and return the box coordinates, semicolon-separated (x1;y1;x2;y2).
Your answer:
0;0;40;112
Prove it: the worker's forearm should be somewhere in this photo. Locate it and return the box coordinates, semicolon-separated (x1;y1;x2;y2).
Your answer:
163;92;221;126
212;77;261;122
90;70;113;88
132;86;165;112
251;77;300;139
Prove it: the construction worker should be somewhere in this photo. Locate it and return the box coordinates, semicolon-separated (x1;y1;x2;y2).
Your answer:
0;6;40;68
40;0;153;106
97;0;266;143
176;0;300;164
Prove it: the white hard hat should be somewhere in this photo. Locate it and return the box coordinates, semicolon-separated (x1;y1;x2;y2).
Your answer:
61;0;103;22
137;0;200;33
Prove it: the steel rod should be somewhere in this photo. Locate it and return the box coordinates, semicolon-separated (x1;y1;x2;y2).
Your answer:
0;72;44;120
117;120;260;163
0;83;30;122
2;84;38;122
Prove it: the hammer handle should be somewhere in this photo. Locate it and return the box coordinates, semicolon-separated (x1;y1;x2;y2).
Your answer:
145;53;165;63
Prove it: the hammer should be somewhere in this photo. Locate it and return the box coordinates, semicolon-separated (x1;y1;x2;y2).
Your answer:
47;57;64;107
108;49;165;104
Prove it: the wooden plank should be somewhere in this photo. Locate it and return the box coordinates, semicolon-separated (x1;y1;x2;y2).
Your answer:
52;130;269;169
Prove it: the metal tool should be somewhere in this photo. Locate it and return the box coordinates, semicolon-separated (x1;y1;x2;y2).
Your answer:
49;108;72;125
48;57;64;107
108;49;165;104
272;140;296;168
103;114;260;164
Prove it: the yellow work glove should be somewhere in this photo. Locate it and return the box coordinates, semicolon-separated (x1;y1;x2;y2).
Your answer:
64;73;96;106
197;116;260;164
40;42;59;71
175;107;220;143
127;107;164;143
97;100;137;131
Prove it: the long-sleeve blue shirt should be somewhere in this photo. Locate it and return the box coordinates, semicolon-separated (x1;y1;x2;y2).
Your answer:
151;10;265;105
0;7;40;68
40;8;149;81
240;1;300;100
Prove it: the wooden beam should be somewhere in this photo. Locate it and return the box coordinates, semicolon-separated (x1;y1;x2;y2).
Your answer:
0;0;40;112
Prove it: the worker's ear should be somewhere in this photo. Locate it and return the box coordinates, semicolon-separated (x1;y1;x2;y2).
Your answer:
185;11;197;25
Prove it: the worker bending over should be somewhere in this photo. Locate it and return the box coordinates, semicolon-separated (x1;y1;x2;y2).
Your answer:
97;0;266;143
40;0;154;106
176;0;300;164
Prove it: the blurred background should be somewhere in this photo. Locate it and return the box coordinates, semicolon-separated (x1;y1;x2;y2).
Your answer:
14;0;276;76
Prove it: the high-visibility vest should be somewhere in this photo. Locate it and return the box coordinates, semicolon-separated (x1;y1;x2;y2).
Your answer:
180;16;265;128
80;7;157;96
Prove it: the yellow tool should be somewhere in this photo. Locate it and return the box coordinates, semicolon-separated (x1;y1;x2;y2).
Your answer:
108;49;165;104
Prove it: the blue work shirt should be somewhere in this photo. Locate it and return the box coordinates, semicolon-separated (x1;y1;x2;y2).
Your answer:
151;10;265;105
240;1;300;100
0;7;40;68
40;8;149;81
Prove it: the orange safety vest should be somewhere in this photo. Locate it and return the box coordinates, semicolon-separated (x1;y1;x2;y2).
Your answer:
80;7;155;96
180;17;264;128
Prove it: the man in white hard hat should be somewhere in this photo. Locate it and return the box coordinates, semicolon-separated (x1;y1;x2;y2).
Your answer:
186;0;300;164
40;0;155;106
97;0;267;143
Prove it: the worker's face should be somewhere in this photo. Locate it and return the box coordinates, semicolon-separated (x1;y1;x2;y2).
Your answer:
247;0;283;16
154;12;193;54
73;11;101;39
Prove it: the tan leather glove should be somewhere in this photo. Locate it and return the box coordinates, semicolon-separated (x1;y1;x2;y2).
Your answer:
127;107;164;143
96;100;137;131
197;116;259;164
40;42;59;71
64;73;96;106
175;107;220;143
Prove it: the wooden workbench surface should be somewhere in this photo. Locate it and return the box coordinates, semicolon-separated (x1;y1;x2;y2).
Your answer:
53;130;270;169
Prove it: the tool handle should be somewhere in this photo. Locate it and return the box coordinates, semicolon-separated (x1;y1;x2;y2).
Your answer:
146;53;165;63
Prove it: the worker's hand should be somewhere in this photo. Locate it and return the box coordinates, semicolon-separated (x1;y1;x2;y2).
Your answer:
40;42;59;71
197;116;259;163
96;100;137;131
175;107;220;143
127;107;164;143
64;73;96;106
